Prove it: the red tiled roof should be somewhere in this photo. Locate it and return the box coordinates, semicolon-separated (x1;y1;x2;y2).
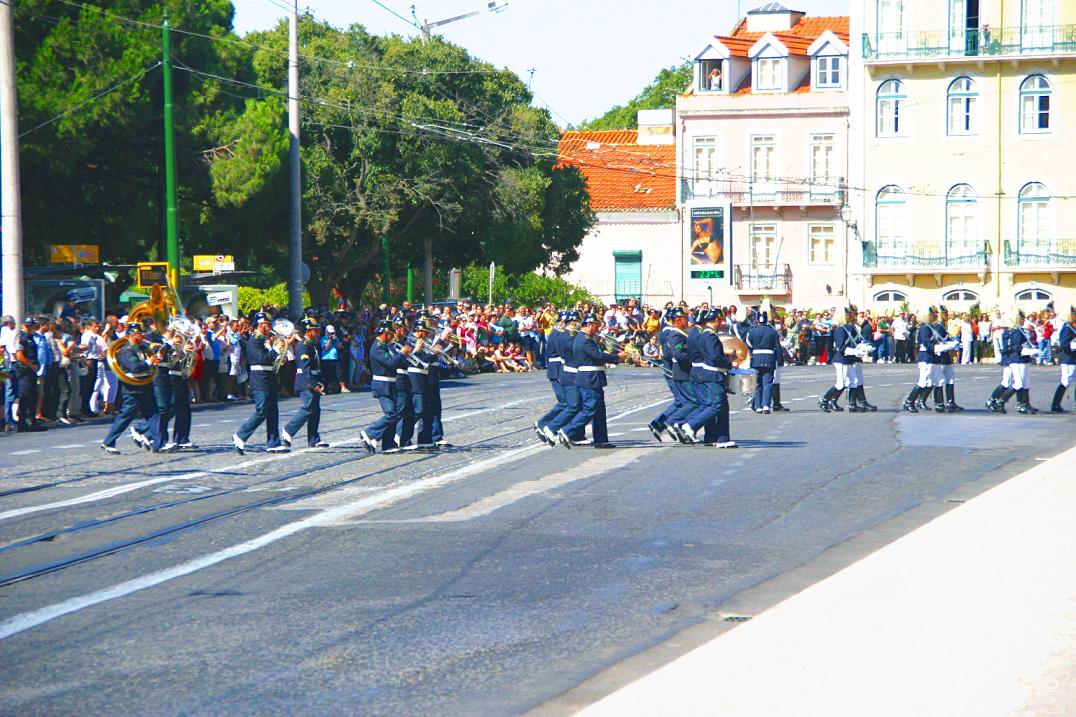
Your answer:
716;15;849;56
557;130;676;212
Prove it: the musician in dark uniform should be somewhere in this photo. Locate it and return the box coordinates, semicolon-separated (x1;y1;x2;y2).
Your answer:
1051;305;1076;413
283;319;330;449
13;317;47;432
427;320;453;448
361;320;411;453
132;321;175;452
408;319;438;450
746;306;780;414
1001;312;1038;414
934;306;963;411
986;309;1018;414
650;307;694;441
544;311;585;445
233;312;294;454
903;306;941;413
557;313;624;449
100;324;160;454
679;308;735;447
168;327;195;449
535;312;567;445
392;317;416;451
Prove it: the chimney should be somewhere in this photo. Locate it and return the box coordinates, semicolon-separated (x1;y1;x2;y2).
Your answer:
745;2;805;33
637;109;674;145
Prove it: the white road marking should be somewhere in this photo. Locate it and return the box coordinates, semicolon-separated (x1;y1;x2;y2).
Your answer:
356;449;655;524
194;423;211;428
10;450;40;456
0;397;656;638
56;444;86;449
215;420;235;424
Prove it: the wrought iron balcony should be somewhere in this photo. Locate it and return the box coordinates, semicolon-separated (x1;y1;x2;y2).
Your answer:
862;241;989;269
734;264;792;294
863;24;1076;62
1003;240;1076;267
681;177;844;206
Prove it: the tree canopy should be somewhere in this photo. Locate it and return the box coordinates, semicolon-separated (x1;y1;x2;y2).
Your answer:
14;2;594;305
580;61;692;130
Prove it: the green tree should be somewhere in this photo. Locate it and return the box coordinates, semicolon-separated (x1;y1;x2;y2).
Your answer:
580;61;692;130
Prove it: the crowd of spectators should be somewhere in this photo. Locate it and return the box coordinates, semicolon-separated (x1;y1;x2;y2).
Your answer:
2;298;1066;433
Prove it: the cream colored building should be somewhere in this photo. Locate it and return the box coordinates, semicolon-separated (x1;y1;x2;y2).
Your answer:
850;0;1076;314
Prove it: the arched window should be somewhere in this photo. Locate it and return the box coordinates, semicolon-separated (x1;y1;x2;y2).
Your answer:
1015;288;1051;302
946;184;978;261
1020;76;1051;133
875;185;907;257
1018;183;1050;254
876;80;906;137
947;78;978;135
942;289;978;302
873;290;908;302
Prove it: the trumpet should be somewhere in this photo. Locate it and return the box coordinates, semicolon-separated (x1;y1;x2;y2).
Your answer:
166;317;200;378
636;352;673;379
392;341;430;370
414;333;462;368
269;318;297;370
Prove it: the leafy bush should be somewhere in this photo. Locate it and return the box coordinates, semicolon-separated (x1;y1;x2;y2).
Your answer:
461;264;594;307
237;282;310;315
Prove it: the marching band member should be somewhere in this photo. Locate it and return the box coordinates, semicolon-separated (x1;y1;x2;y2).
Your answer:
360;319;411;453
746;302;780;414
168;328;195;449
679;308;735;447
544;311;585;446
819;306;851;412
1051;306;1075;413
407;319;440;450
535;312;567;445
651;307;695;441
842;305;878;412
986;310;1018;414
427;320;453;448
392;317;416;451
557;313;624;449
934;306;963;411
282;318;330;449
902;306;941;413
771;306;790;412
233;312;294;454
100;323;160;454
1003;311;1039;414
132;321;175;452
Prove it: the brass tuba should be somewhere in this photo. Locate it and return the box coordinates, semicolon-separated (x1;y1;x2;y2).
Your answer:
270;318;296;370
106;282;184;386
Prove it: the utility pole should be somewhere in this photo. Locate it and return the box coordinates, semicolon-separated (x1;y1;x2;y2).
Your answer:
162;9;181;294
0;0;23;319
381;234;390;304
423;233;433;306
287;0;304;318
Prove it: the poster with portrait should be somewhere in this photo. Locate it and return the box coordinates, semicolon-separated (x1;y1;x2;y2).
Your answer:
687;206;730;282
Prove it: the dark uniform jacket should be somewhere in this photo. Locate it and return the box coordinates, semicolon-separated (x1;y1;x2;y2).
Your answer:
294;338;322;392
14;331;38;377
832;324;861;365
572;332;619;389
662;327;692;381
245;332;279;392
407;337;438;393
560;330;579;387
689;328;732;383
1002;327;1035;365
1059;322;1076;365
369;339;405;398
746;323;781;370
118;341;155;390
916;323;939;364
545;328;563;381
934;321;954;366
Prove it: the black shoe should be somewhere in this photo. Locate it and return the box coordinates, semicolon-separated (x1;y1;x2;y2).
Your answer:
592;442;615;449
902;400;919;413
847;403;864;413
829;400;844;412
648;422;665;442
818;396;831;413
1015;403;1033;415
1050;385;1069;413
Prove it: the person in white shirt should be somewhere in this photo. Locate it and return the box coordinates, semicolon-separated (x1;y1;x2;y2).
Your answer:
890;313;909;363
1;315;18;429
977;315;992;363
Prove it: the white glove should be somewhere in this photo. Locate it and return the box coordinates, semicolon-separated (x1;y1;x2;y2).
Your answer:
844;347;858;356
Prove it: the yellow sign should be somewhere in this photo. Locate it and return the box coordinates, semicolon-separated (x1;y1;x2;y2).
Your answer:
136;262;170;288
193;254;235;272
49;244;100;264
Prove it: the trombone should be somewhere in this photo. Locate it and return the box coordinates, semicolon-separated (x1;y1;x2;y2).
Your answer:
391;341;430;370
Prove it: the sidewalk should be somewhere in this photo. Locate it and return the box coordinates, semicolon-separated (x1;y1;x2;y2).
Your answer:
577;444;1076;717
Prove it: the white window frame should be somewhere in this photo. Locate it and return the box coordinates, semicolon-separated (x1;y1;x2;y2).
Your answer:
876;80;907;138
873;290;908;303
749;223;778;270
808;223;836;265
814;55;843;89
692;136;720;198
808;133;837;197
1015;288;1051;301
945;184;978;260
699;59;724;93
942;289;979;302
749;134;778;197
875;185;907;256
1019;75;1051;135
756;57;784;92
1018;182;1051;254
947;77;978;136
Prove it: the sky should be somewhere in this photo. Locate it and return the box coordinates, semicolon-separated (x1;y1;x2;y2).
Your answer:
231;0;850;127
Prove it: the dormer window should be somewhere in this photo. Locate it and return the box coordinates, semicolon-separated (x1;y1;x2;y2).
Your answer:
815;55;842;88
699;59;723;92
756;58;784;91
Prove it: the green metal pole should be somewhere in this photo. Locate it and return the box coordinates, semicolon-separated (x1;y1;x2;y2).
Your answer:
381;235;391;304
162;7;180;293
406;266;413;303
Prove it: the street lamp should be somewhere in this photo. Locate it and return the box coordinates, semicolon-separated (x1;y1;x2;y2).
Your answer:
839;202;859;240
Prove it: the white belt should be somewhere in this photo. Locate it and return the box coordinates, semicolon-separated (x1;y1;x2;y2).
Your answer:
372;375;394;382
168;370;185;376
578;365;605;372
753;349;774;354
692;362;722;372
396;368;407;375
548;357;563;363
250;365;273;372
407;367;429;375
295;368;321;374
562;366;578;373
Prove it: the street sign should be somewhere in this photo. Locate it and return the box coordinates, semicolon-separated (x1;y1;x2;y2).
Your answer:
136;262;170;288
49;244;99;264
206;291;231;307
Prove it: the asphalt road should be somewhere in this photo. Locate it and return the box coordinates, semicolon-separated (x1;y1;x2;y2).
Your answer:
0;364;1072;716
